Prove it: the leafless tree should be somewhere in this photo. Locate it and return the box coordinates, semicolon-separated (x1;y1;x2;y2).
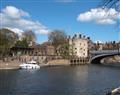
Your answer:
102;0;119;9
102;0;120;52
48;30;68;49
22;30;36;46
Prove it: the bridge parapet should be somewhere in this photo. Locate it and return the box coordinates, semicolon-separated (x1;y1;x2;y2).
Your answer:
90;50;119;55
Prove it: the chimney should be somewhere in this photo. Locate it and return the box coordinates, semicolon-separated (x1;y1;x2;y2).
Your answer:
83;35;86;38
87;37;90;40
74;34;77;38
68;35;71;39
79;34;81;38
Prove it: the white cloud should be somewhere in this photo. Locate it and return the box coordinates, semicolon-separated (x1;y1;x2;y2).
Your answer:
2;6;29;19
97;19;116;25
5;27;23;38
77;8;120;25
0;6;50;37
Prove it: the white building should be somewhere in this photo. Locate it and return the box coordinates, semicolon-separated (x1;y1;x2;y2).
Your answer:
69;34;90;58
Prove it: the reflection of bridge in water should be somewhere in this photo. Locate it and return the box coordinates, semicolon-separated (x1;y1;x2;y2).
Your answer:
90;50;120;64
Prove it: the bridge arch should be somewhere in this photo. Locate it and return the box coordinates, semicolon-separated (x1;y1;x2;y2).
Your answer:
91;53;120;64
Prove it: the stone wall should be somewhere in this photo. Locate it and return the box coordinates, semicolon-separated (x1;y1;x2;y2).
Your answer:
47;59;70;66
102;55;120;64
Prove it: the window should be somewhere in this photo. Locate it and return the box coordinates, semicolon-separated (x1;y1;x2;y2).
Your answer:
80;48;82;50
83;53;85;55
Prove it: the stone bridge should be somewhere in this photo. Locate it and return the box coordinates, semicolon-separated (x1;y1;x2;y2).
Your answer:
90;50;120;64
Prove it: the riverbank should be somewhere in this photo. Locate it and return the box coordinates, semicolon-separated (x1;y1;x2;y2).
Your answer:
0;59;70;69
102;55;120;67
0;61;20;69
1;55;120;69
47;59;70;66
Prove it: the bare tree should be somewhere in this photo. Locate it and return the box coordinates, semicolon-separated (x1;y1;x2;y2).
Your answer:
102;0;119;9
102;0;120;52
48;30;68;49
22;30;36;46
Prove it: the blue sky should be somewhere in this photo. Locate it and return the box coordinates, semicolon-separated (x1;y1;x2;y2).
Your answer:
1;0;120;43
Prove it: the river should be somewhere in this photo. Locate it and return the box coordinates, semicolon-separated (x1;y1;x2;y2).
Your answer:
0;64;120;95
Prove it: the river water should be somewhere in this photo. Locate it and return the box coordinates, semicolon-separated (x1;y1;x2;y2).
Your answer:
0;64;120;95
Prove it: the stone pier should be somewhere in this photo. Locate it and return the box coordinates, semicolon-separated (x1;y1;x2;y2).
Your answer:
70;58;90;65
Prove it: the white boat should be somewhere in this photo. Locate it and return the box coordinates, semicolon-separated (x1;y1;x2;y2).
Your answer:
20;60;40;69
106;87;120;95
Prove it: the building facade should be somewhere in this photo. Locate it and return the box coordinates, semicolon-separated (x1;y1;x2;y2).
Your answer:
33;42;55;56
69;34;90;58
10;47;34;56
92;41;119;51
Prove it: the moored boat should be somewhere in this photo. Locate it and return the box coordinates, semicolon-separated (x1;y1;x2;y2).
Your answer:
20;60;40;69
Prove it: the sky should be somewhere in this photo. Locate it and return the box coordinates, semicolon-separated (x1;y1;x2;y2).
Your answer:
0;0;120;43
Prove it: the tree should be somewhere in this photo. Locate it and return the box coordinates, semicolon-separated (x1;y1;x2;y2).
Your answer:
48;30;68;49
15;30;36;47
15;38;28;48
56;43;70;59
102;0;119;9
0;28;18;58
22;30;36;46
102;0;120;52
